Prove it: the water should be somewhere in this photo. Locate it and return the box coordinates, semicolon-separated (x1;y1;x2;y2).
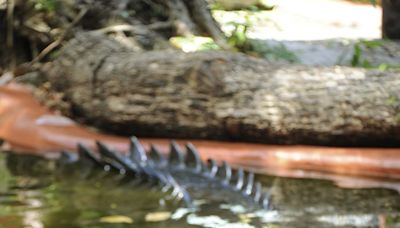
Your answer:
1;152;400;228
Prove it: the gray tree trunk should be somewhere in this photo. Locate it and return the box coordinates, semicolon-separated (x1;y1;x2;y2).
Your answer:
44;32;400;146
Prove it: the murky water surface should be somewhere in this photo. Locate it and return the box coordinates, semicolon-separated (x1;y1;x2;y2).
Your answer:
1;152;400;228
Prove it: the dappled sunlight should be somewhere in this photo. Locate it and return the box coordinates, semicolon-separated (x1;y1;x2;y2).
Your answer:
214;0;381;40
0;0;399;226
316;214;378;227
1;151;399;227
22;199;44;228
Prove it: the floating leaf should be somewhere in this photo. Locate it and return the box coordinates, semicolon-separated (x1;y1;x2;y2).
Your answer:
238;213;256;224
99;215;133;224
145;211;171;222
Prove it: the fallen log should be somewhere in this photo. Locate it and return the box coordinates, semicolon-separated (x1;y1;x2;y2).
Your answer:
1;83;400;192
44;32;400;146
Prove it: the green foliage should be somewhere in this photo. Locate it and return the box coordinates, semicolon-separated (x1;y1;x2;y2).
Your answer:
212;4;297;61
377;63;400;71
225;16;299;63
351;42;370;67
386;214;400;225
211;0;274;11
227;21;250;50
350;39;400;70
32;0;58;12
345;0;379;6
351;40;384;68
0;153;11;193
251;41;299;63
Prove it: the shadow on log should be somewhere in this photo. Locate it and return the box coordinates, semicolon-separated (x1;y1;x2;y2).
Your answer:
44;32;400;146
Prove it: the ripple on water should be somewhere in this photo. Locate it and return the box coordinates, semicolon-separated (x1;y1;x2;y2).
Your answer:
0;152;400;227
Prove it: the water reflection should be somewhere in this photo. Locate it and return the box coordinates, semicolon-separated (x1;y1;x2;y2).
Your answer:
1;151;400;227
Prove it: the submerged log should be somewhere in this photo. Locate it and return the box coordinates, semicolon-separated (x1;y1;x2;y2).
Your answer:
44;32;400;146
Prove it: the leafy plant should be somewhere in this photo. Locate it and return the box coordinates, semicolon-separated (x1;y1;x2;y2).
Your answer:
351;40;384;68
251;41;299;63
345;0;378;6
0;153;11;193
227;21;250;49
211;0;274;11
377;63;400;71
350;39;400;70
385;214;400;225
32;0;58;12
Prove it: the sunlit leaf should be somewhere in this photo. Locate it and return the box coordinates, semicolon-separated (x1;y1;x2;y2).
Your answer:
170;36;219;52
99;215;133;224
145;211;171;222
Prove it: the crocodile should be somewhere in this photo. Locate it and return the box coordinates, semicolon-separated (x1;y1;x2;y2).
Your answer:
57;136;270;210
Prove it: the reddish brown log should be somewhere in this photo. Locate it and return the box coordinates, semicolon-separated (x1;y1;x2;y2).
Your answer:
1;83;400;191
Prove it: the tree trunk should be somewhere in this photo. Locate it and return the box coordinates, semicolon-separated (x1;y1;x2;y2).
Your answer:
382;0;400;39
44;32;400;146
0;0;229;73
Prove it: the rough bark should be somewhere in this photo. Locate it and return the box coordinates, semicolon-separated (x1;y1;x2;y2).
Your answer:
0;0;229;73
382;0;400;39
44;33;400;146
184;0;230;49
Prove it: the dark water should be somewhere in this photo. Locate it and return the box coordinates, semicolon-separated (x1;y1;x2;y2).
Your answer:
1;152;400;228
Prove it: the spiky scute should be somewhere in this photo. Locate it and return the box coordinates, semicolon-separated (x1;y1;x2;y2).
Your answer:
71;136;270;209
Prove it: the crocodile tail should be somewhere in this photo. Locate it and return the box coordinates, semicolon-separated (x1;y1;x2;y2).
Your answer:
79;140;193;207
69;136;269;209
150;139;270;209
